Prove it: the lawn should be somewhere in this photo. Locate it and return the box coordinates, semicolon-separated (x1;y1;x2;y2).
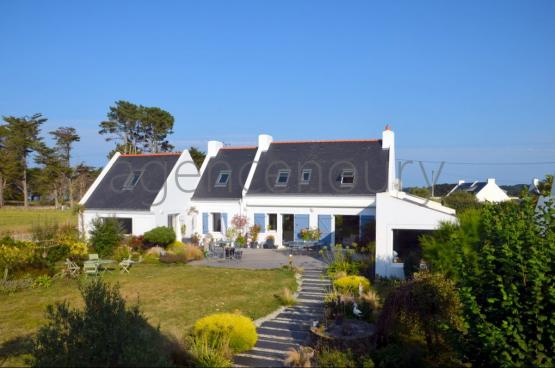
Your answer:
0;263;297;366
0;207;77;235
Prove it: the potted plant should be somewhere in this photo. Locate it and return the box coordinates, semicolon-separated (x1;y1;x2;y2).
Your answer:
249;224;261;248
265;235;275;249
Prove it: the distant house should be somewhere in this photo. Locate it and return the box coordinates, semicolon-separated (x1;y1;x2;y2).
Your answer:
447;178;510;203
79;151;199;239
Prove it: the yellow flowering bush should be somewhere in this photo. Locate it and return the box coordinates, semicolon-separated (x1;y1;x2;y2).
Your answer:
333;275;371;294
193;312;257;353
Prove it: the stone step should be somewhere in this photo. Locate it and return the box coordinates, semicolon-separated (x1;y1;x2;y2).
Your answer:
257;326;310;340
234;354;283;367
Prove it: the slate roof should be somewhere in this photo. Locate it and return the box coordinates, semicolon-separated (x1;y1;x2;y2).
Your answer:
247;140;389;195
452;181;488;194
84;153;181;210
192;147;257;200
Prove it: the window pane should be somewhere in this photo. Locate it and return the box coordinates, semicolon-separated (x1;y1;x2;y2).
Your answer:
341;169;354;184
215;171;230;187
268;214;277;230
212;213;222;232
276;170;289;185
301;169;311;183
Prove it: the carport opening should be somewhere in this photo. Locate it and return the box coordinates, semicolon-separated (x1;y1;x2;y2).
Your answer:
392;229;434;263
334;215;360;246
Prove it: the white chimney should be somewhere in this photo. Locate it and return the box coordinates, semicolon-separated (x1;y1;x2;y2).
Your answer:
207;140;224;158
258;134;273;152
458;180;465;186
382;124;394;150
487;178;496;185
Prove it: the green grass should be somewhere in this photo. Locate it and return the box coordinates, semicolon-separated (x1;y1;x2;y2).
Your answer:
0;207;77;235
0;263;297;366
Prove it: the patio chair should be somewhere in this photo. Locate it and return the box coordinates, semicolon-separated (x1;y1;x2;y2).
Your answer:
83;261;99;276
119;256;134;273
233;249;243;261
64;259;80;277
88;253;99;261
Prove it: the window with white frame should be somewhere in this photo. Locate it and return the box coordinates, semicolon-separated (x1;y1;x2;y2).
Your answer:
275;169;290;186
215;170;231;187
341;169;355;185
122;171;143;190
212;213;222;232
301;169;312;184
268;214;277;231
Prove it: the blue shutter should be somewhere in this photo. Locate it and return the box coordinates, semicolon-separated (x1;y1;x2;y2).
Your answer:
294;214;310;240
360;215;376;242
318;215;332;246
202;213;208;234
222;213;228;230
254;213;265;231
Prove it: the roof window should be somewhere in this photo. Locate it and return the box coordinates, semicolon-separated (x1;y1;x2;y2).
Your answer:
123;171;143;190
275;169;290;186
215;170;231;187
340;169;355;185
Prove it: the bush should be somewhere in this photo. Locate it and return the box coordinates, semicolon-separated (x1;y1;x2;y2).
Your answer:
166;241;204;262
143;226;176;247
160;253;188;264
193;312;257;353
403;251;421;279
112;245;131;262
0;237;36;280
32;279;172;367
441;191;481;213
300;227;320;241
333;275;370;294
321;245;361;277
125;235;145;252
274;287;297;306
186;330;232;368
89;218;124;257
33;275;52;289
316;348;357;368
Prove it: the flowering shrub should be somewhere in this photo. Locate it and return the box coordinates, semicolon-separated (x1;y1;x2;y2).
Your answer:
193;312;257;353
300;227;321;241
0;237;36;279
333;275;370;293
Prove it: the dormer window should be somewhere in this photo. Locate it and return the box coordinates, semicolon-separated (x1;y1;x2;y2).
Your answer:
123;171;143;190
341;169;355;185
215;170;231;187
301;169;312;184
275;169;290;186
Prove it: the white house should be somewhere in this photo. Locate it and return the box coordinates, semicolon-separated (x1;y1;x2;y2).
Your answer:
191;127;456;278
446;178;510;203
79;151;199;239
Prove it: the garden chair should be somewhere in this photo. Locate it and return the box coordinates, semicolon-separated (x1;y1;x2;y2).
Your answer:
83;261;99;276
119;256;134;273
64;259;80;277
88;253;99;261
233;249;243;261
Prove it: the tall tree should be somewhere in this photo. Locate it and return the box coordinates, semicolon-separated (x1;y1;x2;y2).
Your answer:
0;114;46;207
74;163;100;200
99;101;175;157
50;127;80;206
0;125;7;207
188;146;206;169
34;145;65;208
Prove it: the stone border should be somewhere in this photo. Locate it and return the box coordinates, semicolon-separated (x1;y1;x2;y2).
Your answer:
253;271;303;327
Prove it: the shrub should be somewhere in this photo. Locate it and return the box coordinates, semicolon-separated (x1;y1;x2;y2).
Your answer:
300;227;320;241
166;241;204;262
274;287;297;306
32;279;172;367
284;346;314;367
333;275;370;294
249;224;261;243
33;275;52;289
125;235;145;252
186;330;232;368
143;226;176;247
159;253;188;264
316;348;356;368
403;251;421;279
193;312;257;353
112;245;131;261
89;218;124;257
321;245;360;277
441;191;481;213
0;237;36;280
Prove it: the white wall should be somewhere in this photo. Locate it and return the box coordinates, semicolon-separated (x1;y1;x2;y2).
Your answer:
375;191;456;278
151;150;200;239
191;199;243;240
82;210;156;238
476;180;510;203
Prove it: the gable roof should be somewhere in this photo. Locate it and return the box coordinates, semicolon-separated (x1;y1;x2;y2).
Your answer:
84;153;181;210
451;181;488;195
247;140;389;196
192;147;257;200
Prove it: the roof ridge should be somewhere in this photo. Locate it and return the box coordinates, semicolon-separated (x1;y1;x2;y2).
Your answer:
220;146;257;150
272;139;381;145
120;152;182;157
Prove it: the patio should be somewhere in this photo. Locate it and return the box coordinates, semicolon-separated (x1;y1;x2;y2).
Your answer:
188;248;327;270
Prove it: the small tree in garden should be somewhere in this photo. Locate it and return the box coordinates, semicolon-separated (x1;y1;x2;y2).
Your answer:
230;214;249;246
421;199;555;367
33;279;172;366
143;226;176;247
89;218;124;257
441;191;481;213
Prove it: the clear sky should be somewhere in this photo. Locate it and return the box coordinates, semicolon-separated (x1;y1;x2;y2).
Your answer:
1;0;554;186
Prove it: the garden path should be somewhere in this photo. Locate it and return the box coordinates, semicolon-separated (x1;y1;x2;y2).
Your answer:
233;267;330;367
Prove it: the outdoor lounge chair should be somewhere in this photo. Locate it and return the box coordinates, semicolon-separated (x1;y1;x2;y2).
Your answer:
64;259;80;277
83;261;99;276
119;256;134;273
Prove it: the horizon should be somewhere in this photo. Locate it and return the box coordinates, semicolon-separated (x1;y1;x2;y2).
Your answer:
1;0;554;186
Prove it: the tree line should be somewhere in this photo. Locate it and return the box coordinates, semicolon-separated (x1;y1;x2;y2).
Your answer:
0;100;206;208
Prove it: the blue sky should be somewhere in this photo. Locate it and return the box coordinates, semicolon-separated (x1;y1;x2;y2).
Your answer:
1;0;554;186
